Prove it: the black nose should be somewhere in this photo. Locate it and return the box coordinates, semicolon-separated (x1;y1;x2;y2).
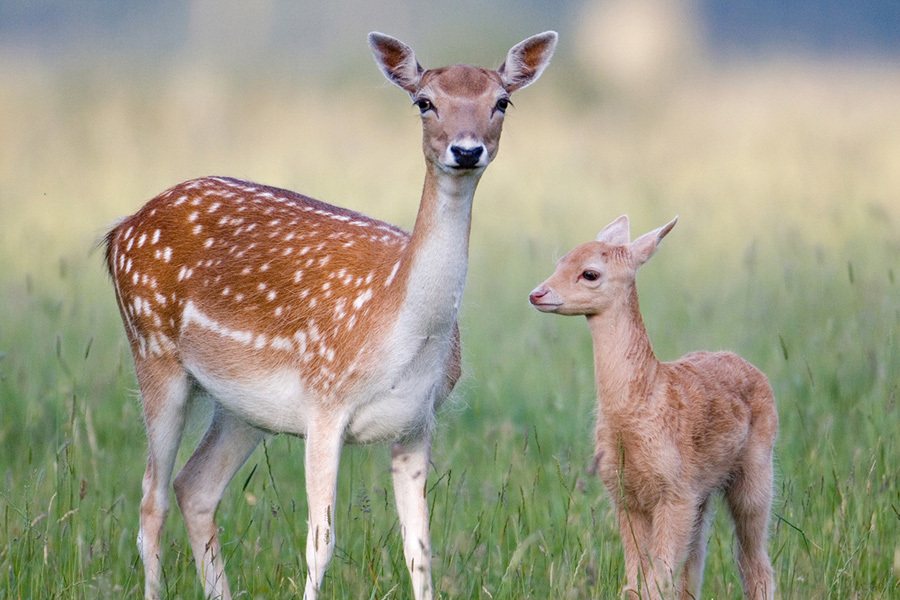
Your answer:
450;145;483;168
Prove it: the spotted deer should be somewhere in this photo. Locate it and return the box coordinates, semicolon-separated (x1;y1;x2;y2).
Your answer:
529;215;777;600
104;31;557;600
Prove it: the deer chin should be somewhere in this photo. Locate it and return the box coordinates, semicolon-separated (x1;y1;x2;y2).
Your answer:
439;161;487;175
530;300;562;313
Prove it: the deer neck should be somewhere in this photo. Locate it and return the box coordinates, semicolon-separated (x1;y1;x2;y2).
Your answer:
586;284;660;416
392;163;481;337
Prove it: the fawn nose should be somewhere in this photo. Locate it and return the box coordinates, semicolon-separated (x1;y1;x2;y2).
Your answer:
529;286;548;305
450;144;484;169
529;285;563;312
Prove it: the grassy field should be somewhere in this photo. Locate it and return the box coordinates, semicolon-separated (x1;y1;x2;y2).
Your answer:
1;55;899;599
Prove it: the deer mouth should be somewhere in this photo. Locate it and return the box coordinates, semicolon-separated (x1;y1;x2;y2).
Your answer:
449;163;482;172
529;286;563;312
530;300;562;312
437;161;485;176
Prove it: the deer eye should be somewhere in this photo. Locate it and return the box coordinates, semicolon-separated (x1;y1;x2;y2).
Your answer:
495;97;510;113
582;270;600;282
415;98;433;113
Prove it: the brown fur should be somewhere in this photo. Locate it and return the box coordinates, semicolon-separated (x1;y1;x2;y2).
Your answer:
531;215;777;599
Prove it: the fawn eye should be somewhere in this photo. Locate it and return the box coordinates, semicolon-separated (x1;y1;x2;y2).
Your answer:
495;97;510;113
415;98;433;113
582;270;600;282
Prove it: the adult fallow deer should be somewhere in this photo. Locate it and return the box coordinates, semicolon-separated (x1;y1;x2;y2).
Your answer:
105;31;557;600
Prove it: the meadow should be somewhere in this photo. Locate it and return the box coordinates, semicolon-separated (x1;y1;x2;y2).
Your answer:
1;54;899;599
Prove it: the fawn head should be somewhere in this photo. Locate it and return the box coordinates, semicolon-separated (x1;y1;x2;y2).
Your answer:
368;31;557;173
530;215;678;316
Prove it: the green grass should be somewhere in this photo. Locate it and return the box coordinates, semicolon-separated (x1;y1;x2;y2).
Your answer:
1;58;899;599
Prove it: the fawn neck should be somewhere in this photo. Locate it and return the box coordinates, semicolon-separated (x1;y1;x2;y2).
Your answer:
586;283;660;413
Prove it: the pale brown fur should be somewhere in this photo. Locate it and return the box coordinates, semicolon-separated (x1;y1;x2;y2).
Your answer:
105;32;557;600
530;215;777;600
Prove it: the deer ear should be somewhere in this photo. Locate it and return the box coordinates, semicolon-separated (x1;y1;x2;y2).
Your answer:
498;31;558;92
596;215;631;245
631;216;678;267
368;32;424;94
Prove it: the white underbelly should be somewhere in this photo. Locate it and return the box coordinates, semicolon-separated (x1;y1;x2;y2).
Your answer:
182;346;445;443
178;296;453;442
184;359;312;435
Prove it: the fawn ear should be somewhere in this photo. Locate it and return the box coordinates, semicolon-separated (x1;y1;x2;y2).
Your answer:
596;215;631;245
368;32;424;94
631;216;678;267
499;31;558;92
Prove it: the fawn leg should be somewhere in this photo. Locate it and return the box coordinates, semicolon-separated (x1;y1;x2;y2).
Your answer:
617;503;653;599
726;456;775;600
678;497;714;600
648;497;696;599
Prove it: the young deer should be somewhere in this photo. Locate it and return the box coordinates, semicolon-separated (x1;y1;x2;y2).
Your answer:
529;215;777;600
104;31;557;600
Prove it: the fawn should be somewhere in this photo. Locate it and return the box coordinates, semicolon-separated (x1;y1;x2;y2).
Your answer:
104;31;557;600
529;215;777;599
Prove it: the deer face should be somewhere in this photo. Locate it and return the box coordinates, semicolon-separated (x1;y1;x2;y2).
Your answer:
530;215;678;316
368;31;557;175
530;242;632;316
413;65;508;172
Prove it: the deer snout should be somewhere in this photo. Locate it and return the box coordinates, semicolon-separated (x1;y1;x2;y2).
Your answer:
449;144;485;169
529;284;563;312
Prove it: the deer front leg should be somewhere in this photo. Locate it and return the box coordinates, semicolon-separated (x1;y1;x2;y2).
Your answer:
648;497;696;599
391;432;434;600
616;503;653;599
303;416;345;600
678;497;713;600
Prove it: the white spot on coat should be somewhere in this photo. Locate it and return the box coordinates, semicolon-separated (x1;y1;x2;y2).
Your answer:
385;261;401;286
353;288;373;310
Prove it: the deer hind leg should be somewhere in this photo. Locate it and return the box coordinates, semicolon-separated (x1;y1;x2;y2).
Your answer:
391;430;435;600
303;413;345;600
173;406;264;600
678;497;714;600
134;357;191;600
726;452;775;600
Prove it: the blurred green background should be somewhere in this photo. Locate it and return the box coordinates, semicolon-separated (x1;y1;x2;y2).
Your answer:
1;1;898;598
